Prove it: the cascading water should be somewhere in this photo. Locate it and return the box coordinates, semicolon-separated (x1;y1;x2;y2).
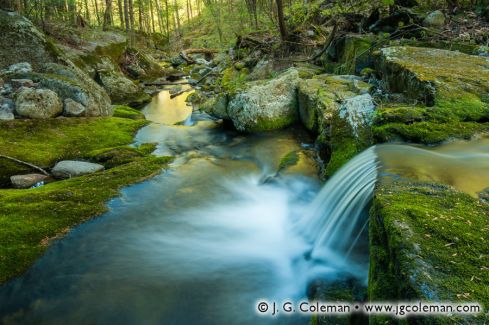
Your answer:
297;147;379;282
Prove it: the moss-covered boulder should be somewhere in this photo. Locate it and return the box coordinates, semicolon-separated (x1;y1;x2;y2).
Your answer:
297;74;373;177
369;177;489;324
226;68;301;132
374;46;489;144
0;10;112;117
95;58;150;106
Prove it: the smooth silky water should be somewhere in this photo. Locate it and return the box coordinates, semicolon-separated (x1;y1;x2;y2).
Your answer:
0;88;370;324
4;86;489;324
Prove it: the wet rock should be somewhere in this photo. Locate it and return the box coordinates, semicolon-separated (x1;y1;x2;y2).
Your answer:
227;68;301;132
52;160;104;179
63;98;86;117
10;174;48;189
422;10;445;28
15;88;63;119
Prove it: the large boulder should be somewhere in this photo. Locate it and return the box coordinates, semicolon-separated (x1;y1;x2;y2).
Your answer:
422;10;445;28
52;160;104;179
374;46;489;144
15;88;63;119
227;68;301;132
297;74;373;178
0;10;112;117
95;58;150;106
370;177;488;324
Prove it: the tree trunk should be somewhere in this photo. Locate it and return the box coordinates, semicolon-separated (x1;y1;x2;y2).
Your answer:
94;0;101;25
149;0;156;33
128;0;135;45
118;0;125;28
103;0;112;30
275;0;287;41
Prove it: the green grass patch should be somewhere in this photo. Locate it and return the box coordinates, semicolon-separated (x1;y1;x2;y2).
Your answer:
113;105;146;120
0;155;172;284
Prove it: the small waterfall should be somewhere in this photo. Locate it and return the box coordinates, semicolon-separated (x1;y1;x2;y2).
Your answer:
298;146;379;265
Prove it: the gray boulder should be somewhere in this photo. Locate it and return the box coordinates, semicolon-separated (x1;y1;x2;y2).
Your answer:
339;93;375;137
0;109;13;120
15;88;63;119
0;11;112;117
227;68;301;132
423;10;445;28
63;98;86;117
52;160;104;179
11;174;48;189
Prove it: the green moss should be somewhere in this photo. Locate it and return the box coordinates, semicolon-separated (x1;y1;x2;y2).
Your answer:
369;178;489;323
113;105;146;120
0;155;172;284
221;67;249;94
373;121;489;144
0;117;148;185
278;150;299;172
87;143;157;168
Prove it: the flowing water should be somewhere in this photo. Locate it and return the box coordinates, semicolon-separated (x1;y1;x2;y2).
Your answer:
0;89;372;324
3;86;489;324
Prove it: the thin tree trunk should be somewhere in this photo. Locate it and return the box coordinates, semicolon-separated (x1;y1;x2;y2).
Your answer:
118;0;125;28
173;0;181;36
149;0;156;33
128;0;135;45
275;0;287;41
103;0;112;30
94;0;101;25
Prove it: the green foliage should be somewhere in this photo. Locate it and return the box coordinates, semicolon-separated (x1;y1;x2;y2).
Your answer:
113;105;146;120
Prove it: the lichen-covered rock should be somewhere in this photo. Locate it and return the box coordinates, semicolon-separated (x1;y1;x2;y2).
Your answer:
15;88;63;119
0;10;112;117
297;74;373;177
374;46;489;144
63;98;86;117
52;160;104;179
370;177;489;324
95;58;150;105
227;68;301;132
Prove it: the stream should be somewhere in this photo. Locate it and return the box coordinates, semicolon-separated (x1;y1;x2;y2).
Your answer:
2;87;489;324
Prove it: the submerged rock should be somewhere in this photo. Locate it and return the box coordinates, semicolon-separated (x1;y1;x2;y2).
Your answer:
15;88;63;119
10;174;48;189
52;160;104;179
227;68;301;132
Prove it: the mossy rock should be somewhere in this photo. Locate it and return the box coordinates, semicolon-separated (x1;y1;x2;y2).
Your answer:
87;143;156;168
369;177;489;324
374;46;489;143
297;74;373;178
113;105;145;120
